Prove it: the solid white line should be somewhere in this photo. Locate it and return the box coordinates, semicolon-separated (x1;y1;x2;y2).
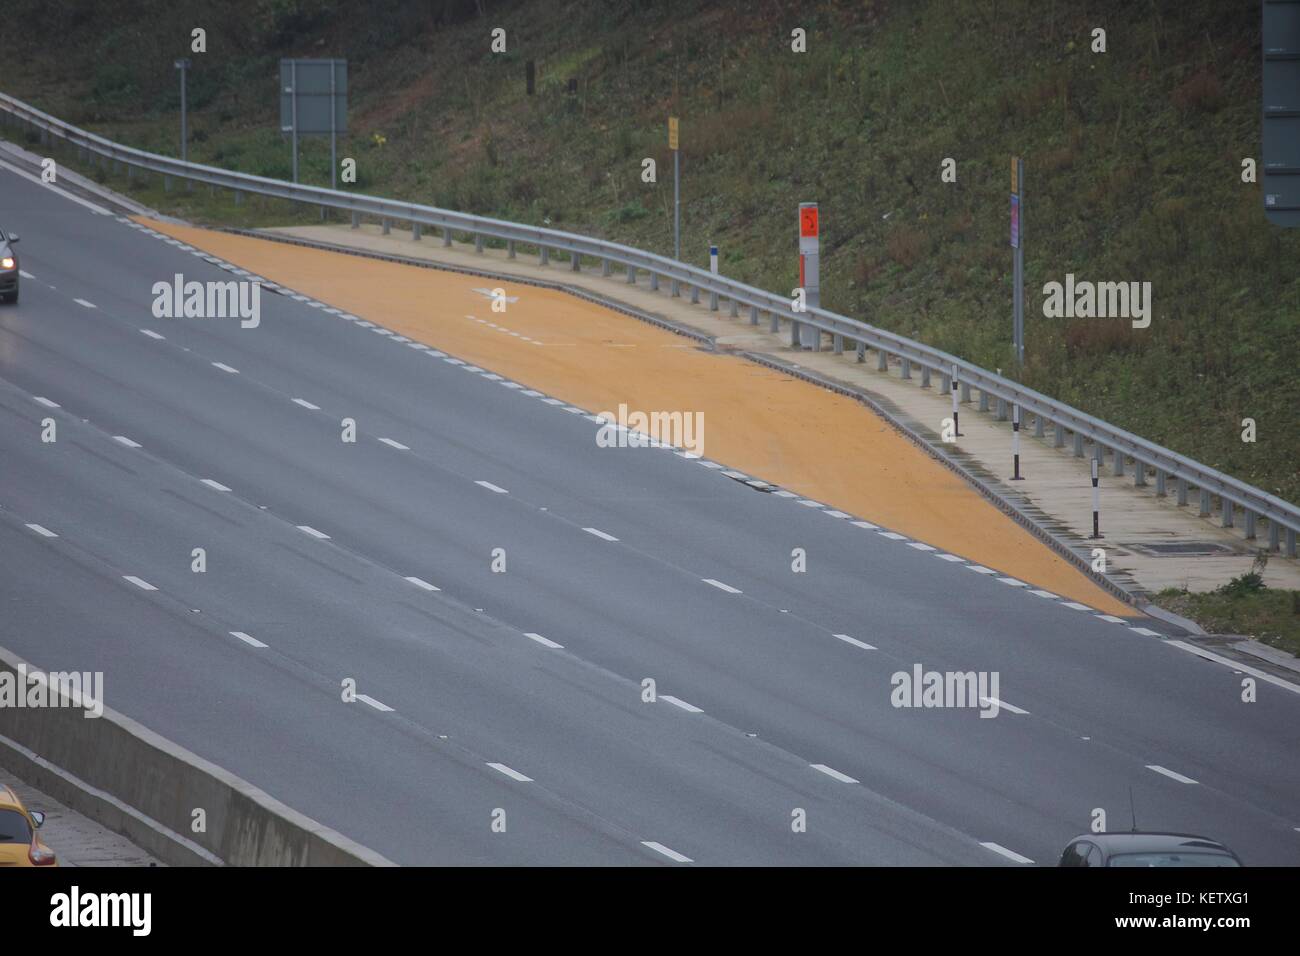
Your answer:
123;575;157;591
297;525;330;539
811;763;859;784
212;362;239;374
583;527;619;542
74;298;96;309
113;436;141;448
487;762;533;782
403;576;440;592
1165;640;1300;695
981;842;1034;864
356;694;394;713
291;398;320;410
981;696;1029;715
1129;627;1161;637
524;632;563;649
230;631;267;648
200;478;231;492
25;523;57;538
660;695;703;714
140;329;165;340
702;578;742;594
475;480;508;494
1146;765;1198;785
33;396;60;408
833;633;877;651
378;437;410;450
641;841;693;863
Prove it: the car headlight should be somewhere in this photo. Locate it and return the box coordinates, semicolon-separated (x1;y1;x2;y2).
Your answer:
0;257;14;269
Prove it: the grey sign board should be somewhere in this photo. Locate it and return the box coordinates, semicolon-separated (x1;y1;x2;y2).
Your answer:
279;58;347;136
1263;2;1300;225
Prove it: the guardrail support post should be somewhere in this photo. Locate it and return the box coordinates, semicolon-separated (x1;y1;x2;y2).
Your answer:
1112;450;1125;477
730;299;739;318
382;218;391;235
770;311;779;334
164;175;171;192
1198;489;1211;517
709;289;718;311
540;247;549;265
901;358;912;380
979;390;990;413
1155;470;1167;496
690;285;700;304
412;223;421;241
1177;477;1189;506
602;259;611;277
234;189;242;206
750;306;759;326
1072;431;1084;457
960;382;971;403
856;341;865;363
790;319;800;348
1133;460;1146;487
1268;521;1280;551
649;273;659;291
478;235;486;255
877;350;888;372
1054;421;1065;448
1034;414;1045;439
1221;500;1234;528
350;210;358;228
1287;528;1297;558
832;333;843;354
507;240;515;258
940;371;951;392
995;397;1007;421
443;228;452;246
625;266;635;284
1244;510;1257;540
920;365;931;388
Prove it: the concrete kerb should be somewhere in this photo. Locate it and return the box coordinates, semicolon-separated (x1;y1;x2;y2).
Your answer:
225;224;1156;621
0;643;395;867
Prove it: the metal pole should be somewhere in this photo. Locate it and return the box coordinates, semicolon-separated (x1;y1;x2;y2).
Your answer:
1011;404;1024;480
291;60;299;184
673;149;680;260
1013;158;1025;368
326;59;336;221
950;363;961;437
1090;457;1102;539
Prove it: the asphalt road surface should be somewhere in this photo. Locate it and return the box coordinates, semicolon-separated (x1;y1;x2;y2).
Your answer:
1;165;1297;865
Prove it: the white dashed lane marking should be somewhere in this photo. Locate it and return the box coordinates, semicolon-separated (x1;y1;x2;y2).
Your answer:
660;695;703;714
113;436;141;448
200;479;231;492
583;527;619;542
292;398;321;410
475;480;508;494
981;696;1029;716
641;841;693;864
73;298;96;309
937;554;965;563
33;396;60;408
231;631;268;648
833;634;876;651
25;523;57;538
980;842;1034;864
1146;765;1198;785
297;525;330;539
378;437;410;450
403;576;440;592
212;362;239;374
810;763;859;784
487;762;533;783
525;632;563;649
140;329;165;340
123;575;157;591
1129;627;1161;637
356;694;394;713
702;578;742;594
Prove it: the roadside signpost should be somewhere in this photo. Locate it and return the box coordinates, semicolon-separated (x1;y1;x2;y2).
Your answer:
669;116;680;261
798;202;820;349
1011;156;1025;367
280;58;347;187
1263;1;1300;225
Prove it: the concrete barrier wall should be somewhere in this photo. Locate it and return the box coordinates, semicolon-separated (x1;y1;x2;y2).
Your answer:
0;645;393;866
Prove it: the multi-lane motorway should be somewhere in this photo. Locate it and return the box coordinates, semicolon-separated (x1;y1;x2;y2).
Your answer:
1;163;1298;865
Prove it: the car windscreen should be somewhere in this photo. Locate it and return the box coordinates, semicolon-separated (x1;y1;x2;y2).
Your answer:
0;808;33;844
1108;851;1240;867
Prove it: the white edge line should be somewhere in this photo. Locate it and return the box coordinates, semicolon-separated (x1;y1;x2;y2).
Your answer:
524;632;563;649
660;695;703;714
1166;640;1300;695
1146;764;1198;785
25;523;57;538
833;634;877;651
583;527;619;542
980;842;1034;864
403;576;440;592
641;841;693;863
230;631;268;648
810;763;859;783
486;762;533;783
702;578;742;594
356;694;394;713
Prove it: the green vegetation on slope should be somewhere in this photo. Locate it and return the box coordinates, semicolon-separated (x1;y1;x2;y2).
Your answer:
3;0;1297;502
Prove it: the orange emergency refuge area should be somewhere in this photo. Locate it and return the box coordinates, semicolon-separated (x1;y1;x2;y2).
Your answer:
139;217;1132;615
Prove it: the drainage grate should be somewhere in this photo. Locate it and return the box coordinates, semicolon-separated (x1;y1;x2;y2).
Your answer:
1125;541;1239;557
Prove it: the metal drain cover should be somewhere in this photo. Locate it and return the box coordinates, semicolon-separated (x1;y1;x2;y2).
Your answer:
1125;541;1239;557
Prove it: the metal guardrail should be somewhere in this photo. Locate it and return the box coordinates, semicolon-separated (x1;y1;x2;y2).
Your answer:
2;90;1296;556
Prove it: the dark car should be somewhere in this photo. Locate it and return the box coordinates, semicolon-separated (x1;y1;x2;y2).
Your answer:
1058;832;1242;867
0;228;19;304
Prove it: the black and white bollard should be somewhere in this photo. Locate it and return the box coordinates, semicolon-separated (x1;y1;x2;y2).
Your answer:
1011;404;1024;480
1089;458;1102;539
950;364;962;437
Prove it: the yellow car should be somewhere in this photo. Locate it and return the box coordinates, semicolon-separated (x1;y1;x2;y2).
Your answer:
0;783;57;867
